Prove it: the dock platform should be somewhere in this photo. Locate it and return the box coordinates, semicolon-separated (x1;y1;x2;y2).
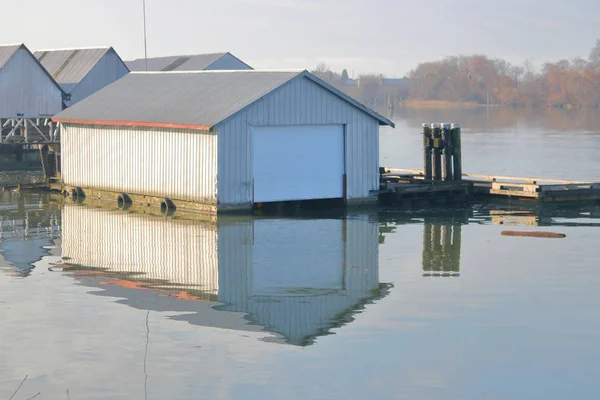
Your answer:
381;168;600;205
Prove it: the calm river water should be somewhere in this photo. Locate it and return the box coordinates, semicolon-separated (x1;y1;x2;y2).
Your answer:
1;108;600;399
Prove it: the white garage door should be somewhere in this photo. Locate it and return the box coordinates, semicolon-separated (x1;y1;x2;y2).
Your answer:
252;125;345;203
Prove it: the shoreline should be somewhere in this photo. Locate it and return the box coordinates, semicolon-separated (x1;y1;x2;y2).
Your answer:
398;100;600;110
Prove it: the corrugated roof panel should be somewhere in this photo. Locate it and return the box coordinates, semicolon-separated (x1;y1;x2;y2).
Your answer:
125;53;227;72
54;70;304;128
0;44;22;69
34;47;110;85
125;56;180;72
170;53;226;71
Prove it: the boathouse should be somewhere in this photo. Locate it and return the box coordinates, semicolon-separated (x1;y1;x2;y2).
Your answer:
34;47;129;106
125;52;252;72
0;43;65;118
53;70;394;212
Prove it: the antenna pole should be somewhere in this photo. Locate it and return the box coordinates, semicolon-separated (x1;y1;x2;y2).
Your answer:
143;0;148;71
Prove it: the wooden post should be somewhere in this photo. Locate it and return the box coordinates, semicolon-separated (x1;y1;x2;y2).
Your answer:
39;144;51;180
451;123;462;181
422;123;433;180
442;123;453;181
432;123;442;181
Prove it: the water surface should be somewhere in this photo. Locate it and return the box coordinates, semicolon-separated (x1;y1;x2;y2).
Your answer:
1;108;600;399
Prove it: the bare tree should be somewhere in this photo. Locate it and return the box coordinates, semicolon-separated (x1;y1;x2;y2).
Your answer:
588;38;600;68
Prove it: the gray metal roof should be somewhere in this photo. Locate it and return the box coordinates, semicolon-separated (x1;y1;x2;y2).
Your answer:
125;52;251;72
34;47;115;86
0;44;21;69
53;70;394;129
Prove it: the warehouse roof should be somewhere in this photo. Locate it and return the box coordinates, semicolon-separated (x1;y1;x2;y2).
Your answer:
0;43;66;94
0;44;21;68
34;47;127;92
53;70;394;129
125;52;252;72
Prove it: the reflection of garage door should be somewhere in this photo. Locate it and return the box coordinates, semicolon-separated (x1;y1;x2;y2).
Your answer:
252;125;344;203
251;219;344;296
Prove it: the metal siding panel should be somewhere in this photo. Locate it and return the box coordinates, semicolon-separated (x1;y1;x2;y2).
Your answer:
0;48;63;117
68;51;129;105
216;76;380;205
61;204;219;294
204;54;253;70
62;124;217;203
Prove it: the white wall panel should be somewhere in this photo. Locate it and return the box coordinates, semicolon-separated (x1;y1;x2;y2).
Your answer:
0;48;63;117
62;125;217;204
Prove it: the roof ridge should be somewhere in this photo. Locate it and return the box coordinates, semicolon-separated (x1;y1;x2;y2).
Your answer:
129;69;304;75
34;46;112;52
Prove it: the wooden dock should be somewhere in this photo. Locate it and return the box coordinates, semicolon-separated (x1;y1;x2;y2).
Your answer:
380;168;600;205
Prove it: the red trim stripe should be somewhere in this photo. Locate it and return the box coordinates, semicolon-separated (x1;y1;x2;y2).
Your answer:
52;118;211;131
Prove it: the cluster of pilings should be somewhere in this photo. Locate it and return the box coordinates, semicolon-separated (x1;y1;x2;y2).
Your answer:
422;123;462;182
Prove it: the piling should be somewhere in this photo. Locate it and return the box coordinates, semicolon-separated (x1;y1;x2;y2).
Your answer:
442;123;453;181
431;123;442;181
451;124;462;181
422;124;433;180
39;145;50;180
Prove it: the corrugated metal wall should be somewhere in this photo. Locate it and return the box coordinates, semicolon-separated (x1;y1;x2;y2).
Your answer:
0;48;63;117
204;54;252;70
61;204;219;293
62;125;218;203
69;51;129;106
216;76;380;205
217;216;381;346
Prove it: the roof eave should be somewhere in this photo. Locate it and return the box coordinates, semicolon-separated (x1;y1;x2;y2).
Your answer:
52;118;212;131
301;71;395;128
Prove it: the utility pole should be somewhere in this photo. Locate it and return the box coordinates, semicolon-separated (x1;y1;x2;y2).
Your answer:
143;0;148;71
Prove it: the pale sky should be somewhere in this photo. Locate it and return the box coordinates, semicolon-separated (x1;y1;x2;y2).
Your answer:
3;0;599;77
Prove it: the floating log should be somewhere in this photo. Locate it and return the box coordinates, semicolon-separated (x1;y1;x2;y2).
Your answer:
501;230;566;238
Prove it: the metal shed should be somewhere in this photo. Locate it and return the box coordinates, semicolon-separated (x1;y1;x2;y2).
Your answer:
53;70;394;212
0;43;64;118
34;46;129;106
125;52;252;72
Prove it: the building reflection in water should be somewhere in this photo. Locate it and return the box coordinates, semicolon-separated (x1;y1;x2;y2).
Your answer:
60;204;392;347
0;192;61;277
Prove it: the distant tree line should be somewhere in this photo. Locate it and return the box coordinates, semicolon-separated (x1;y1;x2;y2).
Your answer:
312;39;600;108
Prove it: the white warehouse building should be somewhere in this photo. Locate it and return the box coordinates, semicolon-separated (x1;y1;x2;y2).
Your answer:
34;47;129;106
0;43;65;118
53;69;394;213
